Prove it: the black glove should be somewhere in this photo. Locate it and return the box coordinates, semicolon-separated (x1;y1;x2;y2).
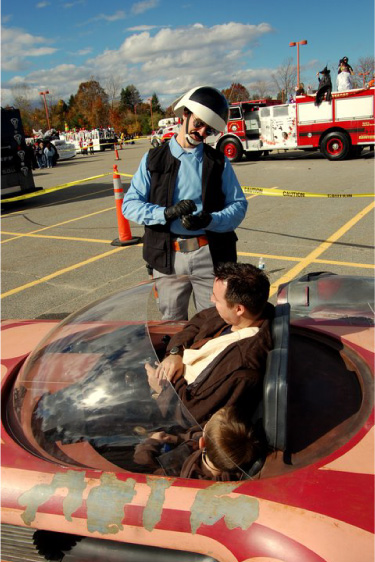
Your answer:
181;211;212;230
164;199;197;221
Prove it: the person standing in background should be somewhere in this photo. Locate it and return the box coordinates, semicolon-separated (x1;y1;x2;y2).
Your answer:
43;142;54;168
122;86;248;320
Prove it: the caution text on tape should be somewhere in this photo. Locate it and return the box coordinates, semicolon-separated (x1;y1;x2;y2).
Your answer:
242;186;374;198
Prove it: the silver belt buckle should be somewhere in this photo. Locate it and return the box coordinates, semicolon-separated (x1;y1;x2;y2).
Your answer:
178;237;199;252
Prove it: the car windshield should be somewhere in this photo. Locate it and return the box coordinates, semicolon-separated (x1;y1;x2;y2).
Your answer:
8;278;252;479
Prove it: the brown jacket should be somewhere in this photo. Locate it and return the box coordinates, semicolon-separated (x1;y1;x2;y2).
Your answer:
159;303;274;425
133;427;201;477
133;430;243;481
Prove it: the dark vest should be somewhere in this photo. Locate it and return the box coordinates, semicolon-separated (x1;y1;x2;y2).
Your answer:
144;142;238;274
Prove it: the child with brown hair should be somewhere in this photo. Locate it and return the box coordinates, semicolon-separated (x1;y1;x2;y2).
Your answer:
134;405;267;480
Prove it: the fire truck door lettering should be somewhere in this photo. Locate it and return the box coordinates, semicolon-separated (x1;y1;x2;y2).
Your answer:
86;473;137;534
190;483;259;533
143;477;173;531
18;470;86;526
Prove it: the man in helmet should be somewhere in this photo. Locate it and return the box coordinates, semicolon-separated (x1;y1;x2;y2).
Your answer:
122;86;248;320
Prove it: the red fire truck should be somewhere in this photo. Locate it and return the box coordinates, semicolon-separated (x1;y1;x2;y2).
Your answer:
215;88;375;161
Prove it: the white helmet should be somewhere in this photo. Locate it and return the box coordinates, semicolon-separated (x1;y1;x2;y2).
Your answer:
173;86;229;133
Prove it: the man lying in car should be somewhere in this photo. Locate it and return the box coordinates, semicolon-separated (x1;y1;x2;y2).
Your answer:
146;262;274;426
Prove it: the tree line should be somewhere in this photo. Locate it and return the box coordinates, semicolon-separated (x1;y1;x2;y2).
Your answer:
9;56;374;137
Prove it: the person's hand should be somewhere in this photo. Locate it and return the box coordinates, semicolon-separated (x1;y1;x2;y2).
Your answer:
150;431;178;444
145;362;165;393
181;211;212;230
155;355;184;382
164;200;197;221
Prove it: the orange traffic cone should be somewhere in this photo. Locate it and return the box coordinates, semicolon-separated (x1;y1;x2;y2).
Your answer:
114;146;120;160
111;165;141;246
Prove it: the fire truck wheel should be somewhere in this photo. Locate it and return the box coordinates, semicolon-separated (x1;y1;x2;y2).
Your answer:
220;138;243;162
321;132;350;161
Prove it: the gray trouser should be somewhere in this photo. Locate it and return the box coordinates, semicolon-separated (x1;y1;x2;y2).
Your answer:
153;244;215;320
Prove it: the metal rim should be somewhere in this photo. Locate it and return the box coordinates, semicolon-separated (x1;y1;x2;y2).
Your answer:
326;137;344;156
222;141;239;160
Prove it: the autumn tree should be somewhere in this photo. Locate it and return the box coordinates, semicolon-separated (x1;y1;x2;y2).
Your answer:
51;99;68;131
105;75;122;109
251;81;273;100
221;83;250;103
272;58;297;100
11;84;35;133
353;56;375;87
164;104;175;117
109;107;122;132
72;79;109;129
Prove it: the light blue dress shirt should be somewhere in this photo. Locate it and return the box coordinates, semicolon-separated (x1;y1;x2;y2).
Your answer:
122;136;247;236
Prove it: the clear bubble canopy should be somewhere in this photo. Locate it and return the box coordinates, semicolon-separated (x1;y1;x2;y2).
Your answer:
8;279;202;476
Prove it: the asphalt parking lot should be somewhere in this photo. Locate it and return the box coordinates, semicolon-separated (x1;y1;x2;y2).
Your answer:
1;140;374;320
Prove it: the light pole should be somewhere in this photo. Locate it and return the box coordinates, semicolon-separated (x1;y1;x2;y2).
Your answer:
39;90;51;130
147;97;154;131
289;40;308;89
134;103;138;134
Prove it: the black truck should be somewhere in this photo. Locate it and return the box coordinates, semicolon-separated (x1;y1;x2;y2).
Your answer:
1;107;38;199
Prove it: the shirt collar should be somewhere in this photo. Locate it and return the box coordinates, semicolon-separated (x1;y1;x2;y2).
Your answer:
170;135;204;162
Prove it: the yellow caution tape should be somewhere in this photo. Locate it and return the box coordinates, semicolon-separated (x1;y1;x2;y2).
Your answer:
242;186;375;198
3;167;373;204
1;173;112;203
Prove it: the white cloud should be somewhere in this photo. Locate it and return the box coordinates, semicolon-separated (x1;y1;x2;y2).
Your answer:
1;26;57;71
114;22;272;63
36;1;50;7
1;21;276;107
127;24;165;31
88;10;127;23
131;0;159;15
75;47;93;56
63;0;86;8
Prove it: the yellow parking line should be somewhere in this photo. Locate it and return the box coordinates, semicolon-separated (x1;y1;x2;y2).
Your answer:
2;235;373;268
2;187;113;217
1;245;141;299
1;173;112;203
1;206;116;243
1;231;112;244
238;251;375;269
268;200;375;296
313;258;374;268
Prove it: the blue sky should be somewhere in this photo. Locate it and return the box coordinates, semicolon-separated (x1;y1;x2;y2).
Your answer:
2;0;374;109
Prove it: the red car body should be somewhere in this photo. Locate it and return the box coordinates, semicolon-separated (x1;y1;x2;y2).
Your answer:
1;274;374;562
